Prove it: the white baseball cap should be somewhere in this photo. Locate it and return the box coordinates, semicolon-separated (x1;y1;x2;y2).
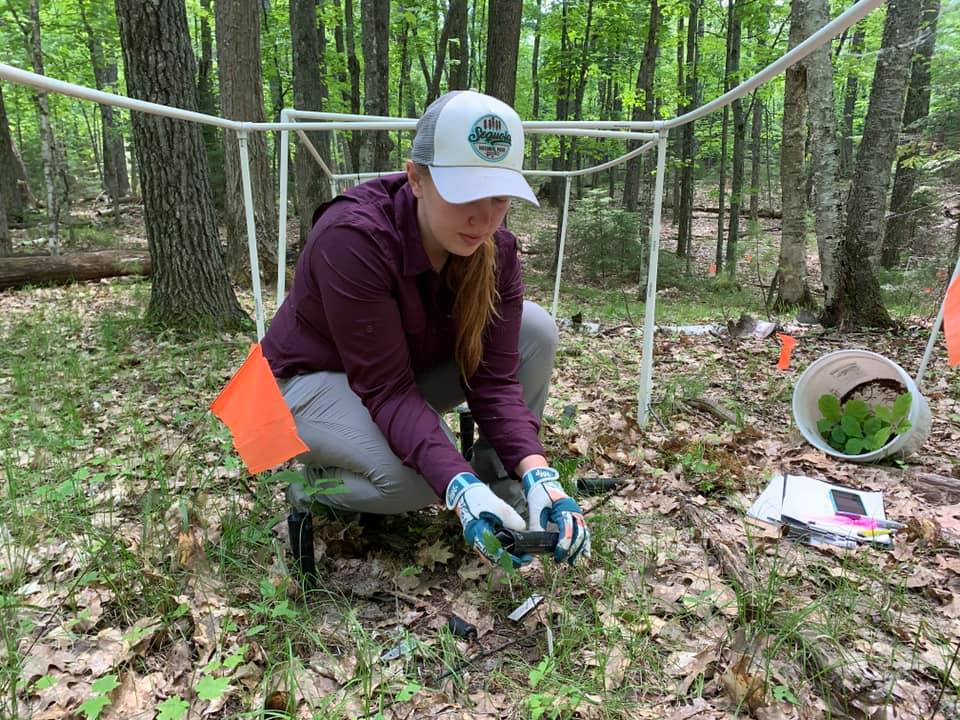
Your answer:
411;91;539;206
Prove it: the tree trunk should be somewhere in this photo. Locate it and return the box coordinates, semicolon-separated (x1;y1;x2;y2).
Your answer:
823;0;922;329
360;0;392;171
622;0;659;214
197;0;225;217
671;15;684;226
775;0;812;309
0;83;33;222
749;92;762;224
484;0;523;105
27;0;61;254
344;0;362;171
291;0;333;249
806;0;842;306
115;0;247;329
725;2;744;279
880;0;940;269
449;0;469;90
0;249;151;290
839;26;865;179
215;0;279;285
78;0;129;222
676;0;700;261
715;0;735;273
530;0;542;171
0;192;9;257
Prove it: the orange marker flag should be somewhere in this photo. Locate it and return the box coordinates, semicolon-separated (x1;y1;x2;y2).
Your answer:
708;263;717;276
777;333;797;370
945;273;960;367
210;343;309;474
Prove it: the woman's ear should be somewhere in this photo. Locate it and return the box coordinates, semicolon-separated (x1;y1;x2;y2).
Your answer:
405;160;424;198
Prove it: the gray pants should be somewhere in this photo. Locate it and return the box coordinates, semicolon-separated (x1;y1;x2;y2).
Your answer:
282;300;558;515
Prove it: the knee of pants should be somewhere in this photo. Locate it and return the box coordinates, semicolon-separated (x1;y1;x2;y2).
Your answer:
522;301;560;358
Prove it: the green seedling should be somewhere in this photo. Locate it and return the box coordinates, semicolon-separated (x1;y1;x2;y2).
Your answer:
816;392;912;455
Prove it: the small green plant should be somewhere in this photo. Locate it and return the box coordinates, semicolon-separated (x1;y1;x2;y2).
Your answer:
816;392;912;455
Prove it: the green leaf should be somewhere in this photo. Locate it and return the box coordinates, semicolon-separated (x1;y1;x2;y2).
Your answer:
841;415;863;438
818;394;842;422
870;427;893;450
874;405;892;423
844;399;870;421
830;426;848;446
845;437;865;454
79;695;111;720
194;675;231;701
863;416;882;435
892;393;912;421
90;675;120;695
223;645;248;670
816;418;835;434
156;696;189;720
245;624;266;637
395;681;422;702
772;684;800;705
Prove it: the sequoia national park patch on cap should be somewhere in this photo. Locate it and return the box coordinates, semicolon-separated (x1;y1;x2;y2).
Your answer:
468;114;512;162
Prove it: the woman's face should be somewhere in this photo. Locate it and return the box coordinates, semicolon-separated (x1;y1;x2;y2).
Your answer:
406;161;511;271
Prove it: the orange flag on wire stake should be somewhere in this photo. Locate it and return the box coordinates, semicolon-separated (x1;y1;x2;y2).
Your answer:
777;333;797;370
945;273;960;367
210;343;309;474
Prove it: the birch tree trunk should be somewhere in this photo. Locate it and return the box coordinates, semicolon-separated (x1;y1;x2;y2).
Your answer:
823;0;922;328
215;0;279;285
115;0;247;329
839;27;865;180
881;0;940;268
775;0;812;309
805;0;841;306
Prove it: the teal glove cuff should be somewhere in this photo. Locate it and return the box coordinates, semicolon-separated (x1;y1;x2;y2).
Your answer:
522;467;561;495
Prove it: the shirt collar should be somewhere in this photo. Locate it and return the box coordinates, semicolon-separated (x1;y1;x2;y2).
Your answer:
394;180;434;277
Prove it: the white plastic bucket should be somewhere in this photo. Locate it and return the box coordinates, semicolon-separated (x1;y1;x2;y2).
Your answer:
792;349;932;462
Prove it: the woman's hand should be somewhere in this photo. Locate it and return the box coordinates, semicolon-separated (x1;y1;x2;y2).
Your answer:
522;467;591;565
446;472;531;567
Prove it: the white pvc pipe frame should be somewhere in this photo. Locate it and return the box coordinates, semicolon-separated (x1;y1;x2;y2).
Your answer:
0;0;902;426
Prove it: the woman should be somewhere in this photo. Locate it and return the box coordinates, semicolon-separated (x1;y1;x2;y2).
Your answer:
263;90;589;566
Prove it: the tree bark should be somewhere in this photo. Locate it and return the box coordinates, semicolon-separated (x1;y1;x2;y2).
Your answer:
78;0;130;223
726;2;745;279
880;0;940;269
0;191;9;257
749;92;762;224
0;83;33;222
622;0;659;214
839;26;865;180
676;0;700;261
197;0;225;217
805;0;842;307
0;249;151;290
215;0;279;286
822;0;922;329
775;0;812;309
530;0;543;171
715;0;735;273
449;0;469;91
115;0;247;329
25;0;61;254
484;0;523;105
291;0;333;250
343;0;363;172
360;0;391;171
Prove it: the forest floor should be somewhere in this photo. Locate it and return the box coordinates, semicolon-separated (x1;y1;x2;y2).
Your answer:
1;198;959;719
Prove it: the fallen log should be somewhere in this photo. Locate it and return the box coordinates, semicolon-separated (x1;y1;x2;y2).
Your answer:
0;249;151;291
904;471;960;505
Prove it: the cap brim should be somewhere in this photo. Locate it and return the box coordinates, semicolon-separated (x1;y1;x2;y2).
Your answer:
429;166;540;207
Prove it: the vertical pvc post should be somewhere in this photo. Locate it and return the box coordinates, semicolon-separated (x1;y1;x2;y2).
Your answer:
277;111;290;307
637;132;669;426
915;250;960;388
550;176;573;320
238;129;266;340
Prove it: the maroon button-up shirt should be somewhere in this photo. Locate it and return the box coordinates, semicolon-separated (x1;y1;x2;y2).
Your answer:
262;174;545;497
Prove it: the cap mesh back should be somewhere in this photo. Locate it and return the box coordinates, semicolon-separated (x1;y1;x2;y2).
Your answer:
410;91;463;165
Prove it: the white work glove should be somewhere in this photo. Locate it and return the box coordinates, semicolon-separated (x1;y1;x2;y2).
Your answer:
522;467;591;565
446;472;531;567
